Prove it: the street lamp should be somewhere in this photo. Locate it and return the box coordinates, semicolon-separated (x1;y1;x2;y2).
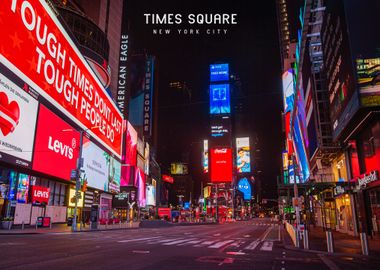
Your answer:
63;126;99;232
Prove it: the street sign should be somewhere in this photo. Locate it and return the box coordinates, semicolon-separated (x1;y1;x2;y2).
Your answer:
70;169;77;179
76;191;82;199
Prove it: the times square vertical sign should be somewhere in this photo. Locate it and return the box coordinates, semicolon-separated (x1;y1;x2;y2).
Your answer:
143;56;154;137
0;0;123;158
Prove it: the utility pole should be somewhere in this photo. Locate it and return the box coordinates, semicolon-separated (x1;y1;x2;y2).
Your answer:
72;129;84;232
292;154;301;248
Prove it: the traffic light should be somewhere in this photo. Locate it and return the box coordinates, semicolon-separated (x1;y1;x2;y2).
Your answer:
81;180;88;192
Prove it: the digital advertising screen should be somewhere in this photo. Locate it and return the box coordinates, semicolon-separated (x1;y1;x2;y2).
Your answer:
32;105;80;181
203;140;209;173
293;116;310;183
357;57;380;107
237;178;252;201
0;72;38;168
81;137;110;191
210;148;233;183
16;173;29;203
170;163;189;175
236;137;251;173
146;184;156;206
209;84;230;114
210;116;231;146
282;69;295;113
210;64;229;82
0;1;123;158
126;122;138;166
108;157;121;193
136;168;146;207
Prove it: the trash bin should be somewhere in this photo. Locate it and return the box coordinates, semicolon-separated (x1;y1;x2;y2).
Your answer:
42;217;51;227
67;217;73;226
36;217;44;227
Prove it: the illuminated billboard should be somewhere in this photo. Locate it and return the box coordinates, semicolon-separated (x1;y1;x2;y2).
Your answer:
81;137;110;191
210;84;230;114
236;137;251;173
210;116;231;146
170;163;189;175
0;1;123;158
203;140;209;173
210;148;233;183
357;57;380;107
0;72;38;168
108;157;121;193
282;69;295;113
237;178;252;200
210;64;229;82
293;116;310;182
33;105;80;181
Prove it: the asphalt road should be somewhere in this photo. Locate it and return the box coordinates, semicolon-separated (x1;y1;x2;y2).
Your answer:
0;218;378;270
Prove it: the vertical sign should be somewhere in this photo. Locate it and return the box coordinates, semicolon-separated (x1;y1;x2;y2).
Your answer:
236;137;251;173
116;0;129;117
203;140;209;173
143;56;154;137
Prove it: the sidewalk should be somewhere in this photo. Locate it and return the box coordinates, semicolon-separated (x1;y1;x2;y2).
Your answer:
306;226;380;257
284;223;380;258
0;221;140;235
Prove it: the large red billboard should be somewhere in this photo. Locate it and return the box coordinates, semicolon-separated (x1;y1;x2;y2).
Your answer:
32;104;80;181
0;0;123;158
210;148;233;183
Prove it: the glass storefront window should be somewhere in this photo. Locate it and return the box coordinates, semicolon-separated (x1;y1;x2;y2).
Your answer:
360;121;380;173
349;140;361;179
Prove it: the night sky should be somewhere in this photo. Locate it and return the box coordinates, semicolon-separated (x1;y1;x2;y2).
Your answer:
126;0;283;199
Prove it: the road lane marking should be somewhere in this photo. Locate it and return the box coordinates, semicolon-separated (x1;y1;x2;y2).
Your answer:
226;251;246;255
177;239;201;246
118;236;161;243
243;234;250;238
154;238;182;243
162;239;187;245
208;240;234;248
194;240;216;247
132;250;150;254
318;254;341;270
244;240;261;250
260;241;273;251
213;233;221;236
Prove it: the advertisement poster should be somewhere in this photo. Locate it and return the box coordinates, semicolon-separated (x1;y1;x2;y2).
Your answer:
0;72;38;168
236;137;251;173
0;0;123;158
237;178;252;201
210;148;232;182
32;105;80;180
16;173;29;203
81;137;110;191
210;64;229;82
209;84;230;114
357;57;380;107
108;157;121;193
136;168;146;207
203;140;209;173
282;69;295;113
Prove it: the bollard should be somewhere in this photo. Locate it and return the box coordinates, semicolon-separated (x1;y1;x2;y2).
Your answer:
119;221;122;228
295;228;300;248
22;221;25;230
8;221;12;230
90;221;92;230
79;221;83;231
326;229;334;253
303;229;309;250
35;222;38;230
360;232;369;256
50;221;52;229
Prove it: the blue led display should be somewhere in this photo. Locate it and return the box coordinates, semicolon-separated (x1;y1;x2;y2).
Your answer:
210;64;229;82
237;178;252;201
210;84;230;114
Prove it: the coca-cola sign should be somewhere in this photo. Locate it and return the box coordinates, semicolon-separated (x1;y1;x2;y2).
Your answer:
31;186;50;204
358;170;379;189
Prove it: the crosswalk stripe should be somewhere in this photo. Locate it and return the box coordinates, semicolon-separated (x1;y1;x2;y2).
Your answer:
194;240;216;247
162;239;187;245
176;239;200;246
118;236;160;243
208;240;234;248
244;240;261;250
154;238;182;243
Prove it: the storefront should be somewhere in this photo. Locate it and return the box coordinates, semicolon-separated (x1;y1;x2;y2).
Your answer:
67;188;84;223
100;193;113;220
333;184;355;235
0;166;69;225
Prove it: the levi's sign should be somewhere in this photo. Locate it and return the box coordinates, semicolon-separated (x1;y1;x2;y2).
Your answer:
31;186;50;204
0;0;123;158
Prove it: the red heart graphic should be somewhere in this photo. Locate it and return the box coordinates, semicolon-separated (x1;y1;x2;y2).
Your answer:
0;91;20;136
